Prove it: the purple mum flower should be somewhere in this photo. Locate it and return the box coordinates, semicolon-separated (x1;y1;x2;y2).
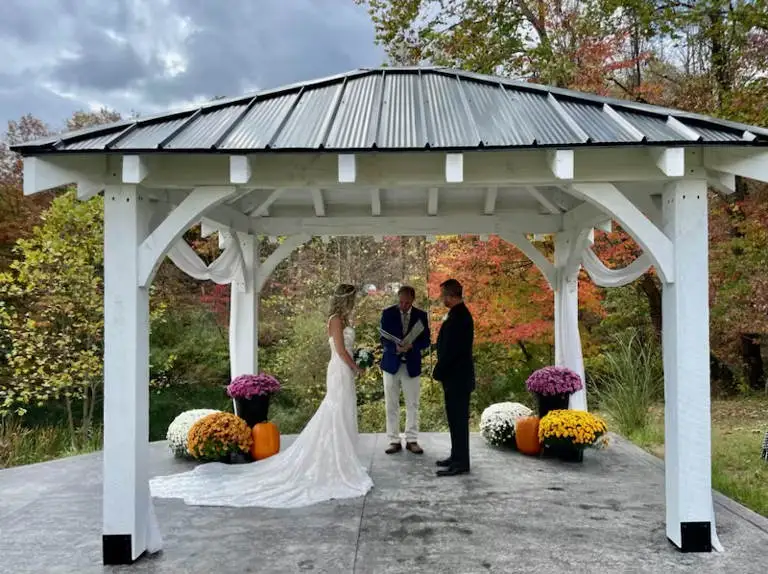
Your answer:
227;373;281;399
525;366;583;396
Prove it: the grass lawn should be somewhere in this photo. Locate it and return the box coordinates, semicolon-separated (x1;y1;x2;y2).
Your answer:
626;396;768;518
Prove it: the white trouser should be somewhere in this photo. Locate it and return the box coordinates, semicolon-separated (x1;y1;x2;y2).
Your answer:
383;364;420;443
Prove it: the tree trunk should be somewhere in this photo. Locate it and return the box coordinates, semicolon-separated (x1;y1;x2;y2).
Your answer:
64;396;76;449
710;352;737;396
639;273;663;340
741;333;765;391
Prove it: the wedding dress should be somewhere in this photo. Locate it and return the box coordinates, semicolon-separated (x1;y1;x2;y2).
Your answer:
150;325;373;508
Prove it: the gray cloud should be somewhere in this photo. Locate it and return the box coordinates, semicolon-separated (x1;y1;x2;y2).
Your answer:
0;0;384;130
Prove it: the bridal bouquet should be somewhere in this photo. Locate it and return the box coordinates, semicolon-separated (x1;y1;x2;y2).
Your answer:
166;408;220;457
480;402;533;447
354;348;374;369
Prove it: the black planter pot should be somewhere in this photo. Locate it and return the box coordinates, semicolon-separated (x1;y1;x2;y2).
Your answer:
217;451;252;464
235;395;270;426
535;393;570;419
541;443;585;463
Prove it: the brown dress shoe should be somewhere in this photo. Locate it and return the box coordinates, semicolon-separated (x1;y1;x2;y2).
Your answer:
385;442;402;454
406;442;424;454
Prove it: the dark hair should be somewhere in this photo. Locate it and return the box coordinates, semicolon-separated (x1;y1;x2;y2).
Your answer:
440;279;463;298
398;285;416;299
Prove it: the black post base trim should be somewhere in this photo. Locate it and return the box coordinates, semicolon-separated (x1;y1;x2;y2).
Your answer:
103;534;136;565
668;521;713;553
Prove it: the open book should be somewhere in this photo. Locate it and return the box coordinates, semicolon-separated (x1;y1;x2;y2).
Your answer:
380;319;425;347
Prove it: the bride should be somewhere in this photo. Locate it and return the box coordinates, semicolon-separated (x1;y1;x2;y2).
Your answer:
150;283;373;508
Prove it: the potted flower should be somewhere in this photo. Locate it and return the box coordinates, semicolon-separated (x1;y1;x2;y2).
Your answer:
525;366;583;418
538;409;608;462
187;412;253;463
227;373;281;427
479;402;533;447
166;408;220;458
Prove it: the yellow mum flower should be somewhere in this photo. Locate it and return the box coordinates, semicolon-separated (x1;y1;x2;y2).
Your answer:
538;410;607;447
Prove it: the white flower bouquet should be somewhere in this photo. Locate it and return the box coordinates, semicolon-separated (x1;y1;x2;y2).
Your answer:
166;408;220;457
480;402;533;447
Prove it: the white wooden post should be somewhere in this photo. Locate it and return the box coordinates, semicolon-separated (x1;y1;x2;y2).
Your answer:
229;233;259;406
553;231;588;410
102;185;160;564
661;179;719;552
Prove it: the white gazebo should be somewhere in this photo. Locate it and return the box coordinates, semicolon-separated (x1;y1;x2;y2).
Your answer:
13;67;768;565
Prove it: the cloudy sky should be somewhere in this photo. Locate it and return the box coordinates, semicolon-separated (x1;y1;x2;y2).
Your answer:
0;0;385;131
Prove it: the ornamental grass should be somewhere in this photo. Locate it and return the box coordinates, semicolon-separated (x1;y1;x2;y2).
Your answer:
538;409;608;448
187;412;253;461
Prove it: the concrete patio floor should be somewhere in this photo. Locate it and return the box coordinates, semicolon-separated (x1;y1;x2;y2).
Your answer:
1;432;768;573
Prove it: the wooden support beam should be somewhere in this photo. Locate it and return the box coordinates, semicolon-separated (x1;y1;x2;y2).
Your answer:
427;187;439;216
253;212;560;237
484;187;498;215
445;153;463;183
547;149;574;180
255;235;312;292
650;147;685;177
311;189;326;217
706;170;736;195
122;155;148;184
246;189;283;217
569;182;674;283
499;231;555;287
137;186;238;287
370;188;381;216
230;155;251;184
702;148;768;184
338;154;356;183
526;186;560;214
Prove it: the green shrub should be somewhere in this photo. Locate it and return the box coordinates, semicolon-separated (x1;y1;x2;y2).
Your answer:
591;328;663;436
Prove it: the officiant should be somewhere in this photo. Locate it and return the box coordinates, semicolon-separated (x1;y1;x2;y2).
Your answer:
380;286;431;455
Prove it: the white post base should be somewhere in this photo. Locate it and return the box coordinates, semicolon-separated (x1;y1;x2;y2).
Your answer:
102;185;162;564
661;179;720;552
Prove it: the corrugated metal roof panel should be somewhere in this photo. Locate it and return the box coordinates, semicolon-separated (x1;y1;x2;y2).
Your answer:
325;73;381;149
12;68;768;154
60;131;123;150
514;91;580;145
165;105;247;149
422;73;479;147
272;84;344;148
462;82;535;146
618;112;680;142
683;123;741;142
220;94;298;149
559;100;636;143
377;73;427;148
114;118;189;149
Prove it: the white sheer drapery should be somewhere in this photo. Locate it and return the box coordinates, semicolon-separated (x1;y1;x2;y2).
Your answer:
582;248;652;287
166;233;245;286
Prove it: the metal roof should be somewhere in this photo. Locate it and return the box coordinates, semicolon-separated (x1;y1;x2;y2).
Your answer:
12;67;768;154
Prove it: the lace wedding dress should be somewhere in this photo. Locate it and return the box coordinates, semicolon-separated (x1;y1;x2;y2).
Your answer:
150;325;373;508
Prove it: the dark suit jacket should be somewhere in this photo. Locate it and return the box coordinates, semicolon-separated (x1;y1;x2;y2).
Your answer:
380;305;431;378
433;302;475;390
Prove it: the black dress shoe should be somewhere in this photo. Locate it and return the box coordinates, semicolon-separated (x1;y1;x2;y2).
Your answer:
435;458;453;467
385;443;403;455
436;466;470;477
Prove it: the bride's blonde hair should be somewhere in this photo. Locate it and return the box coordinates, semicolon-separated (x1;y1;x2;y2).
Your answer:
328;283;357;323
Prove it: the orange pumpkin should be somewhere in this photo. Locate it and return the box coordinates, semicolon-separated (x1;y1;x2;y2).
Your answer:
515;416;542;456
251;421;280;460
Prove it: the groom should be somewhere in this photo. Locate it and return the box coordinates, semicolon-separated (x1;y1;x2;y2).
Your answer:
433;278;475;476
380;286;430;455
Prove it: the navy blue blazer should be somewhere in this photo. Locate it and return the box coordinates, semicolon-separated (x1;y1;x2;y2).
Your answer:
380;305;430;378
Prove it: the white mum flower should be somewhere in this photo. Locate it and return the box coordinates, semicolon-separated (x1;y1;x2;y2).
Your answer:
480;402;533;447
166;409;220;457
